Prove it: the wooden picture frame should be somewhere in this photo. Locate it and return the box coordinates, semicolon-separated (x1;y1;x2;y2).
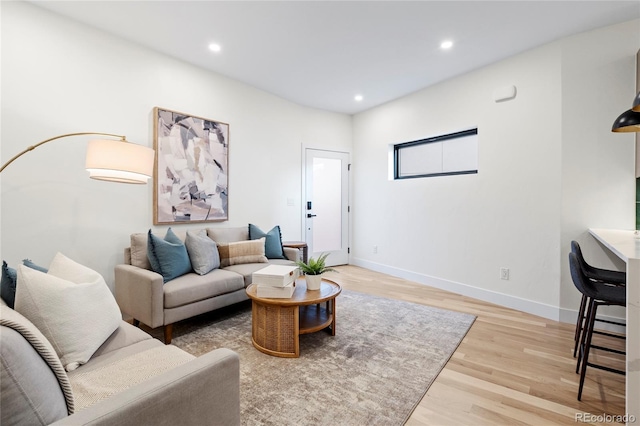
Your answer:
153;107;229;224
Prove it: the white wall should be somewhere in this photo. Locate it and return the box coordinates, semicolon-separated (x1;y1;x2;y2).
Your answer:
559;20;638;322
0;2;352;288
352;19;639;321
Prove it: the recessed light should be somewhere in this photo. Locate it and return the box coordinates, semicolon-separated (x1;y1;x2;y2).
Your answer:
208;43;222;53
354;94;363;102
440;40;453;50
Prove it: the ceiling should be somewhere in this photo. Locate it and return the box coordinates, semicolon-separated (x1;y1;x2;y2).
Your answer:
29;1;640;115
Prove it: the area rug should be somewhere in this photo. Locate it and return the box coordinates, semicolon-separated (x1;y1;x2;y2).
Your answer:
156;290;475;425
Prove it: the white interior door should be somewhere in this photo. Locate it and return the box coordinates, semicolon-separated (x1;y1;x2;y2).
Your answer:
304;149;349;266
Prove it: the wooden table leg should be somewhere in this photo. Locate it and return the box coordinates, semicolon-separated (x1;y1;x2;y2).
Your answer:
330;298;336;336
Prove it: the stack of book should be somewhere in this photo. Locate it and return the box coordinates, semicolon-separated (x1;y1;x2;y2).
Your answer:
253;265;300;298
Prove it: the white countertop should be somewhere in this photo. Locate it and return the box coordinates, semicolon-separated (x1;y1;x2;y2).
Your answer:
589;228;640;262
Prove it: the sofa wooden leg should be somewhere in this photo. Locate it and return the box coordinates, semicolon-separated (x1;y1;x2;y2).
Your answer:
164;324;173;345
132;319;140;327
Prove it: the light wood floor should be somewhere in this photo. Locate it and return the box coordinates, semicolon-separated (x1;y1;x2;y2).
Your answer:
326;265;625;426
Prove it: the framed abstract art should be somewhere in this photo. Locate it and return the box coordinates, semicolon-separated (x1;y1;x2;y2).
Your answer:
153;107;229;224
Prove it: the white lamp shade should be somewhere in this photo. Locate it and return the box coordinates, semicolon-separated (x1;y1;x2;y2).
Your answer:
85;139;154;184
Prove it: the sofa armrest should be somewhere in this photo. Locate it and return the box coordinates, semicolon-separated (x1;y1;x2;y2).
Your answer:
52;348;240;426
114;265;164;329
284;247;300;262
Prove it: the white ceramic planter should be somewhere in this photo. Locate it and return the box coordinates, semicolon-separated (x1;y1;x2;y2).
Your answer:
305;274;323;291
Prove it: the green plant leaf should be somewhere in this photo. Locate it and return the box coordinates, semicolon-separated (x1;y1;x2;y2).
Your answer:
294;252;339;275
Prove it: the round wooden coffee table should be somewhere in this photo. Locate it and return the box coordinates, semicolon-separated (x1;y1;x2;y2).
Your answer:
246;278;341;358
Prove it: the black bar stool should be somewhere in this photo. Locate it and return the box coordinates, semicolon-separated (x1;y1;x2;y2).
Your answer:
568;252;625;400
570;241;625;358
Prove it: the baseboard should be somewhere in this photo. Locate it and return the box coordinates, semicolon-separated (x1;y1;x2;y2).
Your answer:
350;257;625;329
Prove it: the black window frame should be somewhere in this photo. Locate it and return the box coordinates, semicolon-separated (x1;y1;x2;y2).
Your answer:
393;128;478;180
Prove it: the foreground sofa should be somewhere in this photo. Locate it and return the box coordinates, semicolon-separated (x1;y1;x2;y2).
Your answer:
115;226;298;343
1;301;240;426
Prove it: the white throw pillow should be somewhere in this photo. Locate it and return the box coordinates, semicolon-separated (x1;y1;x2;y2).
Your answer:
14;253;122;371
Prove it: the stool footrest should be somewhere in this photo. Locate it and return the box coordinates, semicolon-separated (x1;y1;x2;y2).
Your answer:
590;344;625;355
592;330;625;339
586;362;625;376
594;318;626;327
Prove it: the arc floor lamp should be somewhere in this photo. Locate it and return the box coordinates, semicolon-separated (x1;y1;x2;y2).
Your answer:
0;132;155;184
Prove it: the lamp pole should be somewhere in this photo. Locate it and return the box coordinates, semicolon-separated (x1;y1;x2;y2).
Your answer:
0;132;127;173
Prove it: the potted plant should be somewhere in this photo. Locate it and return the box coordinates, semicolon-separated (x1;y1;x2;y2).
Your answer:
295;252;337;290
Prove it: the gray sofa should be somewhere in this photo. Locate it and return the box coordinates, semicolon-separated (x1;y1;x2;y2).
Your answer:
0;301;240;426
115;226;298;343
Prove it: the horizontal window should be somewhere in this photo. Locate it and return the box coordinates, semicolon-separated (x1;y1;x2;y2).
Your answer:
393;128;478;179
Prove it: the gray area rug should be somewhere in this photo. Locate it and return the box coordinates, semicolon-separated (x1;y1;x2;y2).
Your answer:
155;290;475;425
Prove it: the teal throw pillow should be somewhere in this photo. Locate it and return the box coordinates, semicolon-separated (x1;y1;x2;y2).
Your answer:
1;261;17;308
185;230;220;275
1;259;48;308
248;224;286;259
147;228;192;282
22;259;49;273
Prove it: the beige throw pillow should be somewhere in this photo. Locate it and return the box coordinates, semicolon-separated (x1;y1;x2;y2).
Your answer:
14;253;122;371
130;233;151;270
217;238;268;267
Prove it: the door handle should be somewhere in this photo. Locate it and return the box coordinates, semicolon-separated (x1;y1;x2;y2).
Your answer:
307;214;317;218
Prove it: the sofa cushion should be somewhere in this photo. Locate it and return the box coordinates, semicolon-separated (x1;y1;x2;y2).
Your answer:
222;263;280;287
248;224;286;259
15;253;122;371
0;326;70;425
207;226;248;243
147;228;192;282
91;321;153;359
185;230;220;275
81;339;163;374
163;269;245;309
1;305;75;423
269;258;299;266
217;238;268;268
69;345;194;412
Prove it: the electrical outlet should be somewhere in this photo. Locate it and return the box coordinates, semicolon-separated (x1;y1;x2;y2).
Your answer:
500;267;510;280
373;245;378;254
